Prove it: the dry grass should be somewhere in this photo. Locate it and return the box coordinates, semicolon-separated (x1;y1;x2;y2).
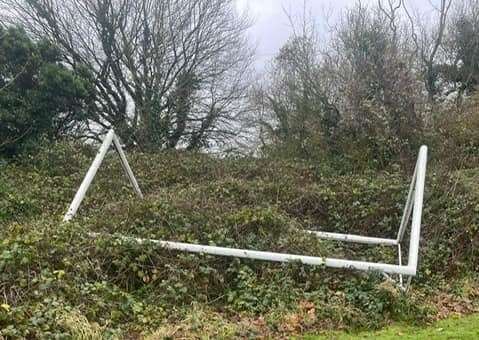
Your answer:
58;310;105;340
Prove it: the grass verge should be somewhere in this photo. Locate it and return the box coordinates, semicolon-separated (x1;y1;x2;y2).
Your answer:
308;313;479;339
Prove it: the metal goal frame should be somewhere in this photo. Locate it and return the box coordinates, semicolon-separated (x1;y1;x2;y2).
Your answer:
64;129;428;290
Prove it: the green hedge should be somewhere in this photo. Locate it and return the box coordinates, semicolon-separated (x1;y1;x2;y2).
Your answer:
0;142;477;338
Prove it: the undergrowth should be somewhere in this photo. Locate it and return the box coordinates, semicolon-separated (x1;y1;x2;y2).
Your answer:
0;142;478;338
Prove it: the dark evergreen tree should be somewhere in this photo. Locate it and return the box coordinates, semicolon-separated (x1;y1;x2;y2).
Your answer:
0;26;92;157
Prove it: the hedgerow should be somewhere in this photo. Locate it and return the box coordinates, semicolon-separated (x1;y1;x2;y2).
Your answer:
0;141;478;338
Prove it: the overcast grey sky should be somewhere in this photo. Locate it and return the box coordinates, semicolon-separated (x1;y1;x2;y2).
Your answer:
235;0;441;71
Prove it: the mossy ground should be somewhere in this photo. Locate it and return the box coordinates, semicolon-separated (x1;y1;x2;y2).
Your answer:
1;142;478;338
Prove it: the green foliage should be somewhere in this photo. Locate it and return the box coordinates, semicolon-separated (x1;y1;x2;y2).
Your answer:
0;143;478;337
431;94;479;169
0;25;92;157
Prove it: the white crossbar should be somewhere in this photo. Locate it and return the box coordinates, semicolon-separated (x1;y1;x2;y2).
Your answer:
89;232;416;276
305;231;398;246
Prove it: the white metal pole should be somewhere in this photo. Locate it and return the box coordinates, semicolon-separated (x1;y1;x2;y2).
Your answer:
397;162;417;242
407;146;428;275
398;243;403;287
307;230;398;246
112;134;144;199
63;129;115;222
89;232;416;276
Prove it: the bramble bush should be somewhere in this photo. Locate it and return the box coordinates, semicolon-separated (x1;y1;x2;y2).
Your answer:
0;141;478;338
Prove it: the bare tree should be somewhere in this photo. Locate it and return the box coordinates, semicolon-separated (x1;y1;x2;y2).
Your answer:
440;0;479;99
255;1;424;162
330;3;423;154
252;6;340;157
0;0;254;150
402;0;453;101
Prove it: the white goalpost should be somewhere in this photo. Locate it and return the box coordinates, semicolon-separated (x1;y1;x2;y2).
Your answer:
63;129;143;222
63;129;428;290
